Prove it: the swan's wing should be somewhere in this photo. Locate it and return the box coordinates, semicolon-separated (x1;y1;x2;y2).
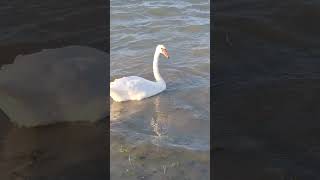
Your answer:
111;76;156;92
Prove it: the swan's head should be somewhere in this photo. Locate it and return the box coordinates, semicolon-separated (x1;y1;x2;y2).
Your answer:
157;44;169;59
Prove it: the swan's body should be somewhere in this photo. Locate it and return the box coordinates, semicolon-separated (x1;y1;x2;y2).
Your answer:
110;45;169;102
110;76;166;102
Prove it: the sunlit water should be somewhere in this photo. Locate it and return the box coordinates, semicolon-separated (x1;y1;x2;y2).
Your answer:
110;0;210;151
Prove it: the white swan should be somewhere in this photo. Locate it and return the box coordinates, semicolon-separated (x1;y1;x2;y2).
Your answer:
110;44;170;102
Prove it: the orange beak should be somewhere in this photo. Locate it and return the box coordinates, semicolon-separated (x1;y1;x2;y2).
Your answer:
162;49;170;59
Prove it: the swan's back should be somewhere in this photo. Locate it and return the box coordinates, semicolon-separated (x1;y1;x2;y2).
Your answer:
110;76;165;102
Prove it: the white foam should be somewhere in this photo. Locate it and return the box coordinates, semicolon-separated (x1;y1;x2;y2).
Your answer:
0;46;108;127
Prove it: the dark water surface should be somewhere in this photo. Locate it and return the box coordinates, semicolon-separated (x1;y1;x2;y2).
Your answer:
213;0;320;179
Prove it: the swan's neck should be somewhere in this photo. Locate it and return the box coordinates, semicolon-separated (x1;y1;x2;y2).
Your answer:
153;50;163;82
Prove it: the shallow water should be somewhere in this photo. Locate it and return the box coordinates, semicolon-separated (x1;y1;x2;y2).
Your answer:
111;0;210;151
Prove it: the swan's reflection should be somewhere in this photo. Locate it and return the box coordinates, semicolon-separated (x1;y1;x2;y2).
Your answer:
150;96;169;146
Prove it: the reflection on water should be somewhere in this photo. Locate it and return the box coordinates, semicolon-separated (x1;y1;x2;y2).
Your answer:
150;97;169;137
